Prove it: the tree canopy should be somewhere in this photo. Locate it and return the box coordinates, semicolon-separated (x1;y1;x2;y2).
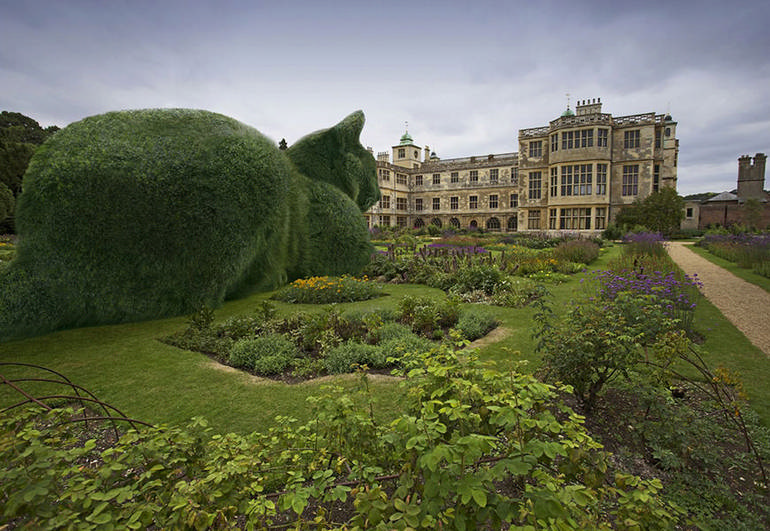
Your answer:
615;187;685;235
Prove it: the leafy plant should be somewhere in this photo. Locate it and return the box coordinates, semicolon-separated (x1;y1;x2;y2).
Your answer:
228;333;297;375
553;239;600;265
455;310;498;341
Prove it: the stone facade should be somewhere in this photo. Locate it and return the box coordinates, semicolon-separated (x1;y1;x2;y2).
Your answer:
365;98;679;234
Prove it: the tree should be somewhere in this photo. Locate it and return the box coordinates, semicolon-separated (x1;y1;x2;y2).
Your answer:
0;112;59;231
615;187;685;235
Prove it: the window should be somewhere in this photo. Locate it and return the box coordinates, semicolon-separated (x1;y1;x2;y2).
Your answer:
379;215;390;226
489;169;499;183
396;216;407;227
431;218;442;228
469;195;478;209
415;174;423;186
624;130;640;149
551;133;558;152
686;207;694;218
379;169;390;181
549;209;558;230
450;196;459;210
449;217;460;228
622;165;639;196
450;171;459;183
578;164;592;195
396;197;407;211
486;217;501;231
509;193;518;207
528;172;542;200
470;170;478;183
414;218;424;228
432;197;441;210
415;198;423;211
596;164;607;195
655;129;661;149
380;195;391;209
653;164;660;192
396;173;407;184
581;129;593;147
560;166;574;196
398;148;405;158
507;216;518;231
595;207;607;230
597;128;608;147
432;173;441;185
527;210;541;230
550;167;558;197
559;208;591;230
414;150;419;159
511;167;519;185
489;194;498;208
562;131;574;150
529;141;542;158
665;127;671;137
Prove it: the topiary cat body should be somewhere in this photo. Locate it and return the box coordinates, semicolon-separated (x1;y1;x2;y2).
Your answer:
0;109;379;340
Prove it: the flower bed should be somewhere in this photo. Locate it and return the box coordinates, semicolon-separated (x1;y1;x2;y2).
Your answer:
272;275;382;304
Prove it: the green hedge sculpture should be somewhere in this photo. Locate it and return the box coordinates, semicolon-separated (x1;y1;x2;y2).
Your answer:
0;109;379;340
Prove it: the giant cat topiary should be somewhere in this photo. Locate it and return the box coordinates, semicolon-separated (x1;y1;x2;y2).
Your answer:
0;109;379;340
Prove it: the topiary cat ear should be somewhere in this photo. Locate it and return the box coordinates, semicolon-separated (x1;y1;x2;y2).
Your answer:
335;110;365;143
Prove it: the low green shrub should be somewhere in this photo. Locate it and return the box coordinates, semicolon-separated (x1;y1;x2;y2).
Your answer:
553;239;600;265
397;295;460;337
379;334;434;359
490;277;539;307
375;321;414;342
228;334;297;375
450;264;504;295
526;271;571;284
455;310;498;341
324;341;387;374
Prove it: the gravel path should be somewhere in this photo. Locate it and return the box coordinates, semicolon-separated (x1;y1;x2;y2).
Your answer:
666;241;770;357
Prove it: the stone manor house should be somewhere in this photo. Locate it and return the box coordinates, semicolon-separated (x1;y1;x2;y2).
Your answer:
364;98;679;234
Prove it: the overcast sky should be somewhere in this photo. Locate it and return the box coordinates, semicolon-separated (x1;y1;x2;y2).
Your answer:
2;0;768;195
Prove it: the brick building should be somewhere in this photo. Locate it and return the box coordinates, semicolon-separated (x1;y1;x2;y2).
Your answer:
682;153;769;230
365;98;679;234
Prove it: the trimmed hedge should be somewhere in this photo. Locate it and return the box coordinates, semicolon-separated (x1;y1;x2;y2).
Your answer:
0;109;379;340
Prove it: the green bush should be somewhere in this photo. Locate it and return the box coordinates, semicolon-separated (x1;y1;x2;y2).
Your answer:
375;321;414;342
324;341;387;373
450;264;504;295
0;109;378;340
490;277;539;308
455;310;498;341
228;334;297;375
553;239;600;265
397;295;460;337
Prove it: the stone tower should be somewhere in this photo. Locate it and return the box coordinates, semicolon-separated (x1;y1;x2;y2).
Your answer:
737;153;767;200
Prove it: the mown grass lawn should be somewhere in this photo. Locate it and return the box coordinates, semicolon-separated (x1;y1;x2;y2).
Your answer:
2;243;769;434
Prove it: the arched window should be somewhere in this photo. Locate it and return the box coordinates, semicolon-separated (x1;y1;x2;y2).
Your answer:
507;216;518;231
449;217;460;228
469;220;478;229
431;218;443;228
413;218;425;228
486;217;501;231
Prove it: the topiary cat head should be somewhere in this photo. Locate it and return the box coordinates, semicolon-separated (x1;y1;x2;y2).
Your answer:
287;110;380;211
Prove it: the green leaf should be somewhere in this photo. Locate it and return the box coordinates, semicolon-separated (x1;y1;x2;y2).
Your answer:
471;489;487;507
